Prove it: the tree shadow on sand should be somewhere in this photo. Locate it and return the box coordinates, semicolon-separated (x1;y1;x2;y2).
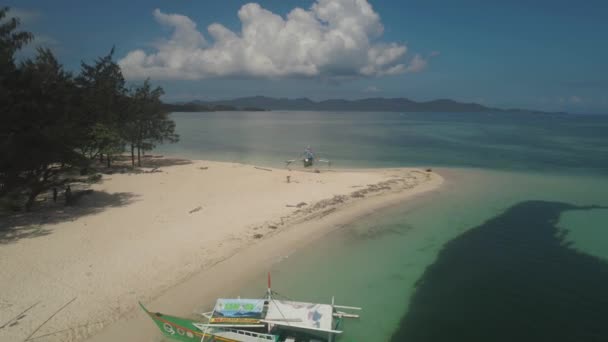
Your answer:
93;155;192;176
391;200;608;342
0;191;138;244
138;156;192;168
111;154;191;168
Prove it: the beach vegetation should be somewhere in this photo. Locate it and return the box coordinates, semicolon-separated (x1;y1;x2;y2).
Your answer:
0;7;179;212
75;48;128;166
125;79;179;166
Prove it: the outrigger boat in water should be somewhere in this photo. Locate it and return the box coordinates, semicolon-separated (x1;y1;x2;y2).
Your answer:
141;274;360;342
285;146;331;169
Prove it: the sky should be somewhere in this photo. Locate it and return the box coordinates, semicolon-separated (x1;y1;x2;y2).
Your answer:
5;0;608;113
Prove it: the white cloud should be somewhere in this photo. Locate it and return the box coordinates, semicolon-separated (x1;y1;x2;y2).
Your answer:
119;1;427;80
404;54;427;73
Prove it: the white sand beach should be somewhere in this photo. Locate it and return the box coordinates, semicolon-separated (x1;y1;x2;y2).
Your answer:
0;158;442;342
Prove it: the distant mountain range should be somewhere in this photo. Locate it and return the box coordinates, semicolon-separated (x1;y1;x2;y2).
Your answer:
164;96;564;114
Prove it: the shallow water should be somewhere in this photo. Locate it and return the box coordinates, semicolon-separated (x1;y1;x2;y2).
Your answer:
252;169;608;341
156;111;608;341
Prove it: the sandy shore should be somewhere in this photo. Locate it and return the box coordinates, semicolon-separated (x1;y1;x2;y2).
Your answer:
0;158;442;342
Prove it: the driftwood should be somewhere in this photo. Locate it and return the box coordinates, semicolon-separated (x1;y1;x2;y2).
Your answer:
199;166;209;170
0;301;40;330
254;166;272;172
286;202;308;208
143;167;161;173
189;206;202;214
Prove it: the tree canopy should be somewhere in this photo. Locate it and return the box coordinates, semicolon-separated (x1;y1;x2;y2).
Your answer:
0;7;179;211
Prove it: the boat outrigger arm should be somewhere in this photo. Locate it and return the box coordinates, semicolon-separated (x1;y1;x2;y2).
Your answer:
140;273;361;342
285;158;331;168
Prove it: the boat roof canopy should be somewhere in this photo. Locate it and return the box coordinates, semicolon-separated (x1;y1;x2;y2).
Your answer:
265;300;334;332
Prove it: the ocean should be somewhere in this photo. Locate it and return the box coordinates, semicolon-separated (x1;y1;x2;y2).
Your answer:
157;111;608;341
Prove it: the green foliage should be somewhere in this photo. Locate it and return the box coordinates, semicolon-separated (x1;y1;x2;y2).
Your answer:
1;47;87;209
75;48;128;161
1;10;84;209
125;79;179;165
89;123;124;157
0;8;179;211
0;7;33;71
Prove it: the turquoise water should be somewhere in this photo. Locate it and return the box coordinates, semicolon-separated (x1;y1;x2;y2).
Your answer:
157;111;608;341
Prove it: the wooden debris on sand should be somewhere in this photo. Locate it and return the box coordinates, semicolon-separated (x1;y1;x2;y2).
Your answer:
0;301;40;330
286;202;308;208
188;206;202;214
143;167;161;173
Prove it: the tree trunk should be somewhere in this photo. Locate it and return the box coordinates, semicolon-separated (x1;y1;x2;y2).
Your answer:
99;153;104;163
107;154;111;168
137;145;141;167
131;144;135;167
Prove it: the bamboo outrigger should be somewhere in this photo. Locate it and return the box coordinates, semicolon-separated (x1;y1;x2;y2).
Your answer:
141;273;360;342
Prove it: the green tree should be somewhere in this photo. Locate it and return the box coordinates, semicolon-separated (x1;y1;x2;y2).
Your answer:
1;7;179;211
125;80;179;167
0;8;87;211
1;7;35;203
75;48;128;167
0;7;32;72
3;48;86;210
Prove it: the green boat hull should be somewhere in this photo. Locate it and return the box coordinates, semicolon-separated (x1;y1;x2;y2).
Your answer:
140;302;240;342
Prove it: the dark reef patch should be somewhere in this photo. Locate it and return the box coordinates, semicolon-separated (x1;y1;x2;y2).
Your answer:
391;201;608;342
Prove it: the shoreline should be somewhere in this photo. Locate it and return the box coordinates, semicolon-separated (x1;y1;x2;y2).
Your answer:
0;157;443;342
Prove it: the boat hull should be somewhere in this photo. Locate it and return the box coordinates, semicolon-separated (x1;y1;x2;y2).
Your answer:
140;302;240;342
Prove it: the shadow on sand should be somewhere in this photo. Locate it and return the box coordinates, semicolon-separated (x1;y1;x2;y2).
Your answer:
0;191;137;244
391;200;608;342
94;155;192;176
112;155;191;167
138;156;192;168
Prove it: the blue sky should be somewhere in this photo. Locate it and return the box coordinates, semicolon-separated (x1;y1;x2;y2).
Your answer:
6;0;608;113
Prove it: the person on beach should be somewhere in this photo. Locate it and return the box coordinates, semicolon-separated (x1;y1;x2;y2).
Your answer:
65;185;72;205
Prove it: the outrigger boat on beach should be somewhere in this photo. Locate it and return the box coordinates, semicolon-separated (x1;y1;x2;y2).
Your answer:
141;274;360;342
